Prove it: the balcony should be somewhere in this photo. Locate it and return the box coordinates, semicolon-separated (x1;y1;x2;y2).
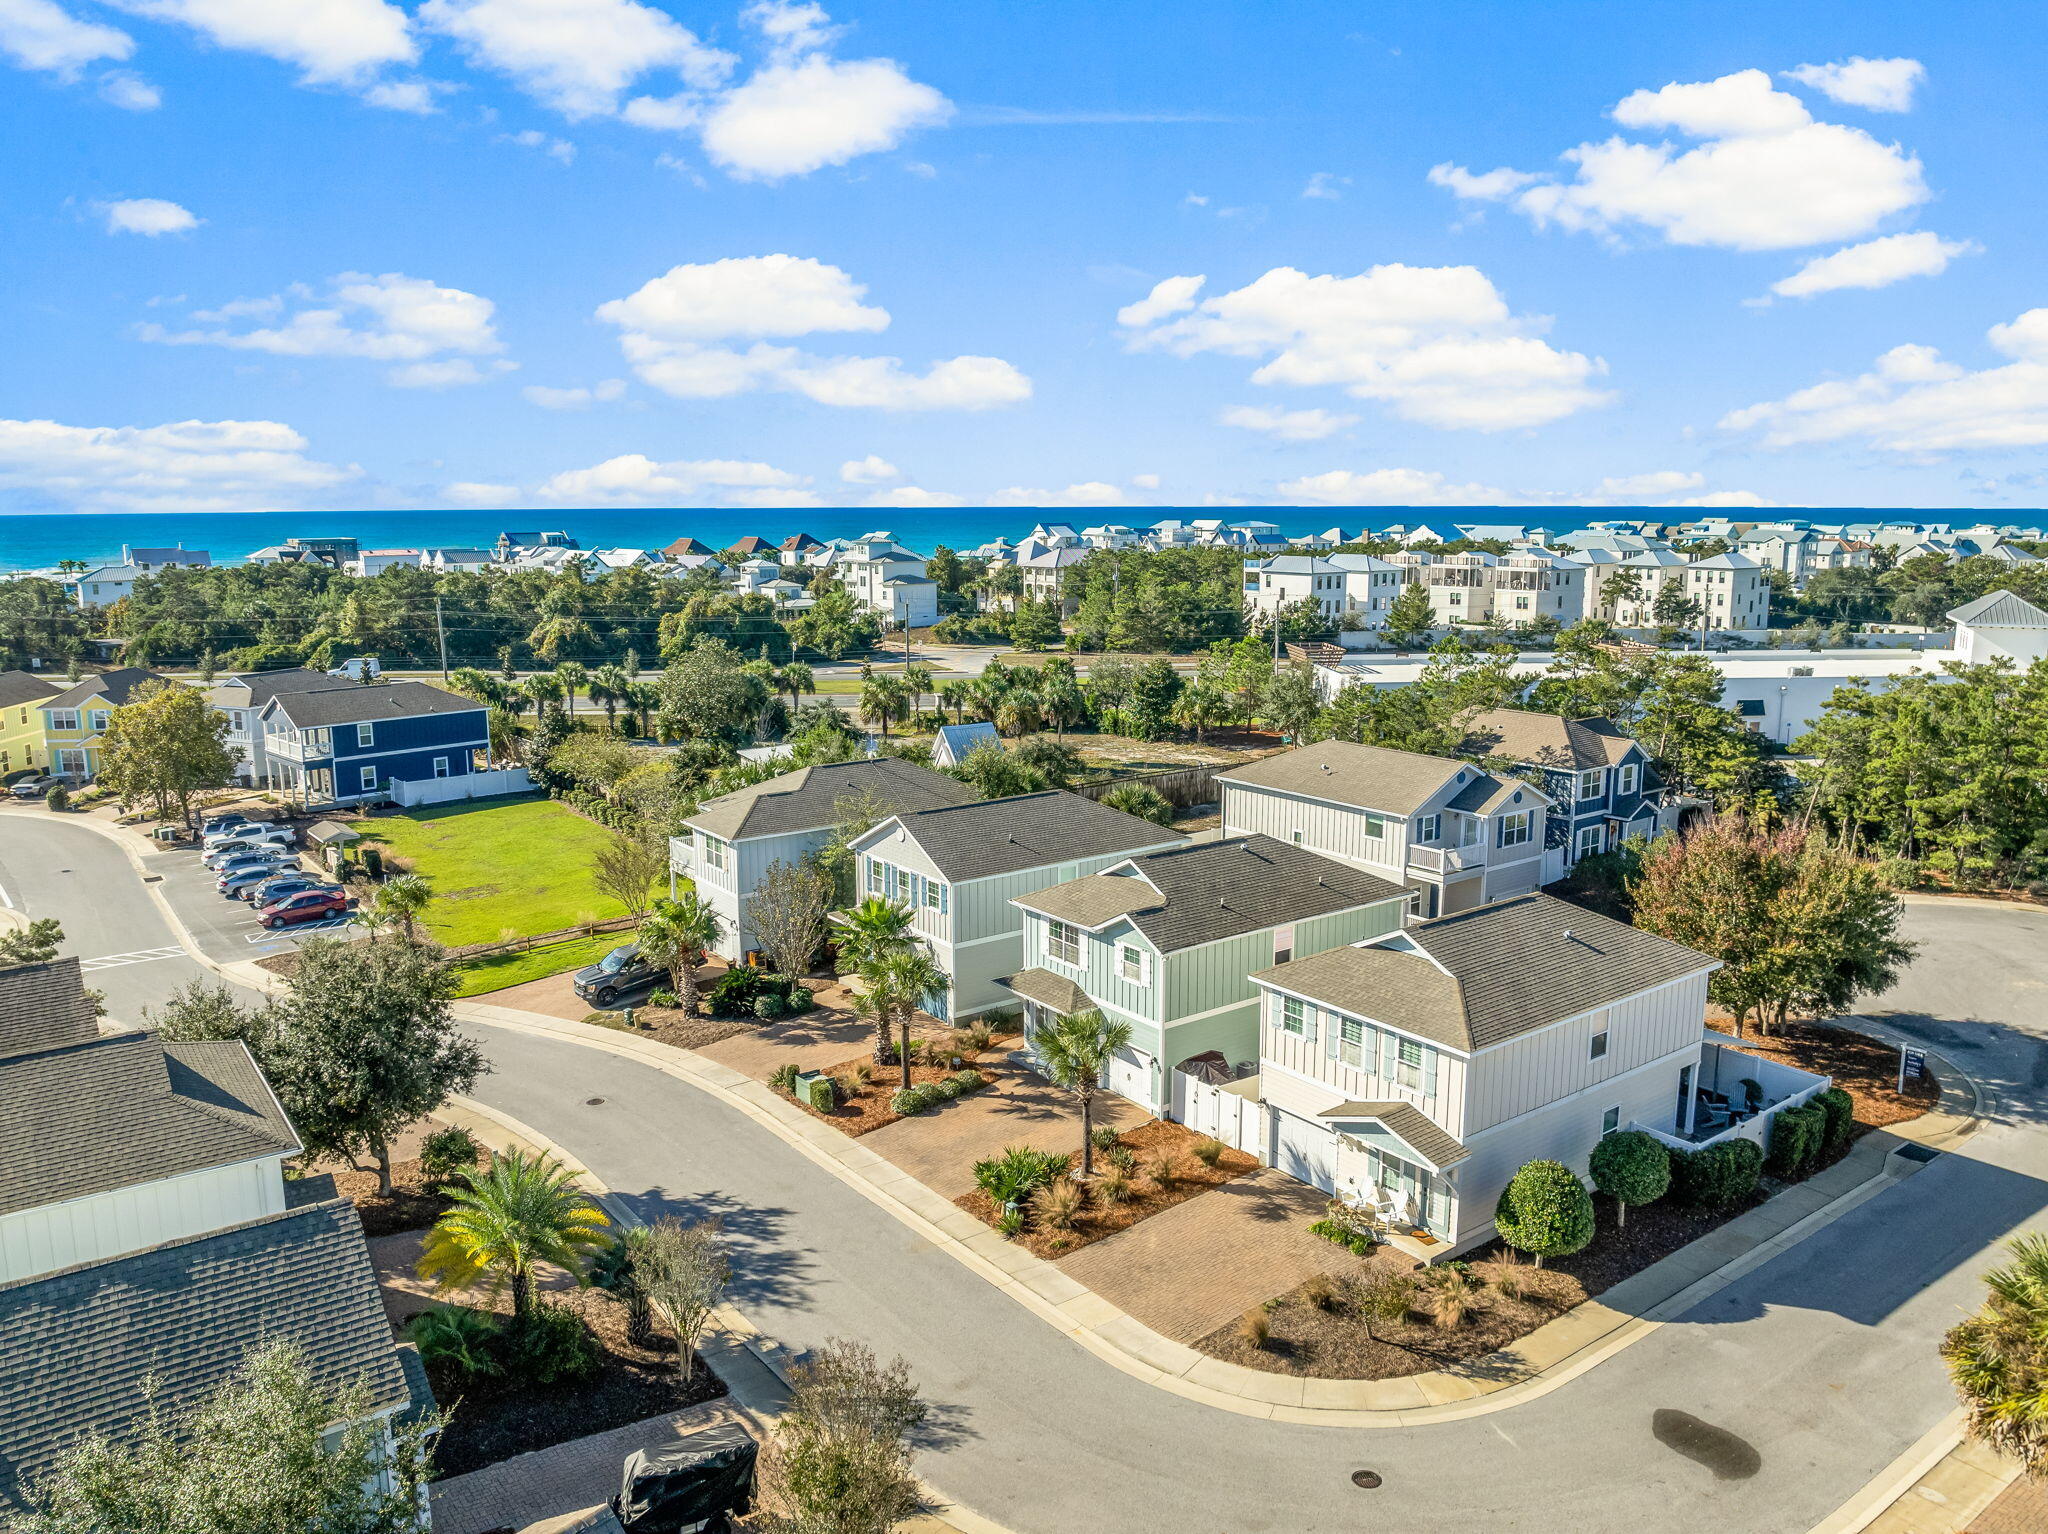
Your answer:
1633;1035;1831;1152
1408;843;1484;875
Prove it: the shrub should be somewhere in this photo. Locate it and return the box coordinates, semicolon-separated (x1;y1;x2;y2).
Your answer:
501;1301;600;1386
1429;1267;1476;1329
1671;1139;1764;1208
1875;857;1924;891
417;1125;481;1186
951;1069;987;1094
408;1305;501;1383
1814;1086;1855;1150
1489;1246;1527;1301
768;1063;801;1095
930;1075;965;1102
754;993;785;1021
1145;1153;1182;1189
1104;1145;1138;1177
1767;1102;1828;1179
787;986;815;1014
1359;1274;1416;1325
1237;1309;1270;1349
43;785;69;812
1192;1137;1225;1168
648;989;679;1008
1587;1130;1672;1228
1494;1160;1595;1266
798;1073;837;1113
1093;1169;1132;1205
1301;1273;1341;1311
958;1022;994;1053
1090;1126;1123;1155
704;968;789;1018
1102;781;1177;827
889;1085;935;1116
996;1207;1026;1239
1346;1234;1375;1257
973;1145;1070;1206
1737;1078;1765;1115
1030;1177;1085;1230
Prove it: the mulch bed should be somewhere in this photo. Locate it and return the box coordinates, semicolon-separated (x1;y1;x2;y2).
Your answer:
1707;1017;1938;1137
956;1120;1261;1261
422;1286;727;1481
590;1007;752;1052
307;1148;483;1239
779;1030;1019;1136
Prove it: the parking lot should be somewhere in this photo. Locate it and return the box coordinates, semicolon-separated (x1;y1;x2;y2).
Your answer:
145;843;358;963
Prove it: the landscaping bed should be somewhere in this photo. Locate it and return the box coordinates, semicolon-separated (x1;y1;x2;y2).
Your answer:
1707;1018;1937;1137
590;1007;755;1052
307;1128;485;1238
420;1287;726;1480
790;1052;1003;1136
958;1120;1260;1260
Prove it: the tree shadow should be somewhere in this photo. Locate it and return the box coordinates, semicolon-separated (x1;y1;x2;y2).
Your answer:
610;1184;811;1311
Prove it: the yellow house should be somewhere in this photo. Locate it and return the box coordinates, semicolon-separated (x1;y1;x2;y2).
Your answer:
36;668;174;780
0;671;63;780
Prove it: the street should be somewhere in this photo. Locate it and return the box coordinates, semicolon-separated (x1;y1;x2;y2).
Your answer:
5;812;2044;1533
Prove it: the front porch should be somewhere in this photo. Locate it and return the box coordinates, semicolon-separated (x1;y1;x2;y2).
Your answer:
1635;1033;1831;1151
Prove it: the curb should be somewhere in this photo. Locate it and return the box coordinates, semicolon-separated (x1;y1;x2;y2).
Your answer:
459;1003;1976;1427
1808;1409;2024;1534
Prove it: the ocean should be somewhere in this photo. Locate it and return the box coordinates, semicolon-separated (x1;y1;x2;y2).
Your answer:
0;504;1950;573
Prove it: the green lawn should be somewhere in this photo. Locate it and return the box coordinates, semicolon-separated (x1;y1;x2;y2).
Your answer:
350;795;630;946
450;932;622;997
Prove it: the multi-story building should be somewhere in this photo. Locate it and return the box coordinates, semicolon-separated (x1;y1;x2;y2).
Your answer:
203;667;365;786
0;671;62;779
1598;548;1770;631
1012;544;1089;612
1326;552;1405;627
1216;740;1553;917
36;668;176;780
671;758;977;961
1250;893;1826;1259
1003;836;1409;1114
71;565;145;609
119;544;210;571
255;680;491;804
1241;556;1349;624
847;791;1185;1021
835;534;939;627
1455;709;1675;881
1380;549;1586;628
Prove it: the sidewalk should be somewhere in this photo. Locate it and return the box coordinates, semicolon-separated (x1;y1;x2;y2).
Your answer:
1808;1410;2027;1534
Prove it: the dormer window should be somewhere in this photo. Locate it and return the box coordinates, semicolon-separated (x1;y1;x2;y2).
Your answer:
1618;763;1639;795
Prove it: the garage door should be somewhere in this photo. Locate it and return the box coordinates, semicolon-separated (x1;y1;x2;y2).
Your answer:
1104;1044;1152;1106
1272;1110;1337;1195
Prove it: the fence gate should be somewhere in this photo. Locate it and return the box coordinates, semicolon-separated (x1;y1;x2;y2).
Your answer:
1171;1067;1265;1159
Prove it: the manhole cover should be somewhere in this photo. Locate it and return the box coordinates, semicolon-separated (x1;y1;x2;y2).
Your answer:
1351;1471;1382;1489
584;1097;606;1106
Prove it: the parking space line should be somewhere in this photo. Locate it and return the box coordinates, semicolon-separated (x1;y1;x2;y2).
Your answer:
80;946;187;972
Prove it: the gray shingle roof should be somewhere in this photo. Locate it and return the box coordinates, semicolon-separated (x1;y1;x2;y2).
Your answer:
41;668;174;712
0;671;62;710
0;1032;299;1217
218;668;365;707
999;968;1091;1014
1016;836;1405;953
1257;893;1717;1051
0;1200;408;1509
1458;709;1642;772
878;791;1182;882
1316;1101;1469;1170
1215;740;1476;816
686;757;977;842
0;958;100;1061
266;680;485;728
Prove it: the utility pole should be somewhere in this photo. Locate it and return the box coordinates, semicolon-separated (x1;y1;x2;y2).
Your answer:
434;595;449;681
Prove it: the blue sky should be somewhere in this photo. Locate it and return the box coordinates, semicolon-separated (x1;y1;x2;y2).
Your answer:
4;0;2046;517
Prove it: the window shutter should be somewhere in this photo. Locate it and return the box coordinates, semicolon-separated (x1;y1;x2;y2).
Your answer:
1321;1007;1339;1059
1378;1029;1397;1082
1423;1048;1439;1100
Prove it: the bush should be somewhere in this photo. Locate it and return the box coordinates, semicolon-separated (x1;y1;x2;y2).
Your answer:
648;989;679;1008
1359;1274;1416;1324
1030;1177;1085;1230
958;1022;994;1053
1875;857;1924;891
973;1145;1070;1206
1103;1144;1138;1177
1237;1309;1270;1349
417;1125;481;1186
1089;1125;1122;1154
930;1074;965;1102
769;1063;801;1095
1145;1153;1182;1189
996;1207;1026;1239
1429;1267;1476;1329
787;986;815;1014
1767;1102;1828;1179
43;785;69;812
1101;781;1176;827
1301;1273;1341;1311
889;1085;936;1116
1494;1160;1595;1265
1192;1137;1225;1168
1093;1169;1132;1205
1814;1086;1855;1150
500;1301;600;1386
1670;1139;1764;1208
1587;1130;1671;1227
951;1069;987;1095
704;968;779;1017
408;1305;501;1383
798;1073;837;1113
1737;1078;1765;1115
754;993;785;1021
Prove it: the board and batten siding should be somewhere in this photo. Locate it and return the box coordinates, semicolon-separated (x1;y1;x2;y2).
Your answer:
1158;898;1406;1026
1025;910;1163;1026
1257;992;1471;1138
1219;783;1408;877
0;1154;289;1283
1461;971;1712;1136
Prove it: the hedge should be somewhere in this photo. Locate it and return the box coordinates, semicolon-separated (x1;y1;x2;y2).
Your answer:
1813;1086;1854;1151
1669;1138;1764;1208
889;1069;988;1117
1767;1101;1828;1180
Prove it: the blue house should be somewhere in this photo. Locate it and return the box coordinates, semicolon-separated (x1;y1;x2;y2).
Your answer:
255;681;491;805
1456;709;1677;883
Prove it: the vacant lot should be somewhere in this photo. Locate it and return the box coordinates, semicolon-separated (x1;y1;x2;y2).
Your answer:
351;795;628;945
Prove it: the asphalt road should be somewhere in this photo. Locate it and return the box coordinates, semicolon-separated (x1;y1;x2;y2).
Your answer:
10;811;2045;1532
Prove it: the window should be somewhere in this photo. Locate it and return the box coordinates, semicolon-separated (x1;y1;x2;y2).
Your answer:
1589;1028;1609;1060
228;710;246;732
1117;943;1148;984
925;878;944;912
49;709;78;732
1576;769;1603;802
1498;811;1532;848
1279;995;1306;1035
1290;828;1303;846
703;837;728;872
1339;1016;1364;1068
432;756;450;778
1046;919;1082;967
1414;814;1440;844
1576;824;1605;861
1363;812;1386;839
1601;1106;1621;1135
356;722;375;749
1396;1037;1423;1090
1618;762;1640;795
358;765;378;792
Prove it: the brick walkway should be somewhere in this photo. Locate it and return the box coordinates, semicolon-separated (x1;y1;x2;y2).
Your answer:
1970;1473;2048;1533
1057;1168;1375;1343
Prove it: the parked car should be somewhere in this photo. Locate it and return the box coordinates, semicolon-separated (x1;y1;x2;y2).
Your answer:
200;813;264;837
258;887;349;929
327;656;380;680
244;871;328;905
211;853;295;885
219;863;303;899
8;775;66;800
572;942;661;1008
203;835;294;867
202;825;290;852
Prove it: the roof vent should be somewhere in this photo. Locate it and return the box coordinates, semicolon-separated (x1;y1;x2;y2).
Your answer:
1563;929;1574;943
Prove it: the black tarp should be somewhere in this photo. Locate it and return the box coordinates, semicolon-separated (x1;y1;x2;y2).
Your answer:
614;1422;758;1534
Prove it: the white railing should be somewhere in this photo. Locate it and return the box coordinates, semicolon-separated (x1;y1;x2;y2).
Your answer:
388;767;532;808
1409;843;1483;874
1633;1037;1831;1152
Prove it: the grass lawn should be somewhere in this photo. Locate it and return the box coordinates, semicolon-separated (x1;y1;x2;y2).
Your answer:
450;932;621;997
350;794;629;945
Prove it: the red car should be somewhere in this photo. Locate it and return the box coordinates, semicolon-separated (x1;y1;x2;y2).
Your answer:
257;887;348;929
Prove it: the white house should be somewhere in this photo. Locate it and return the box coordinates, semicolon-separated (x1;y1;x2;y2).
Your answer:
1242;555;1349;624
71;565;144;608
1250;892;1827;1260
120;544;210;571
930;720;1000;766
835;534;939;627
351;548;425;577
202;667;370;786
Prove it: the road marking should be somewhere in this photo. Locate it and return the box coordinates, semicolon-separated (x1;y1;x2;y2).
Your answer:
80;945;186;972
0;878;12;908
243;917;351;944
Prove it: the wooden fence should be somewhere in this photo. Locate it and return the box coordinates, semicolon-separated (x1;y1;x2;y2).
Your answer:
445;914;639;963
1071;763;1231;810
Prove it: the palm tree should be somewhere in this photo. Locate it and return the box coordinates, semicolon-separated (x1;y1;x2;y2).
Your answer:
592;663;631;731
417;1150;611;1320
378;874;433;943
447;667;506;708
903;663;934;724
348;890;396;943
1034;1007;1133;1176
939;681;972;723
831;895;915;971
625;681;660;738
860;946;951;1089
860;673;910;737
1944;1232;2048;1471
524;670;564;718
555;658;589;716
638;892;723;1016
779;661;815;714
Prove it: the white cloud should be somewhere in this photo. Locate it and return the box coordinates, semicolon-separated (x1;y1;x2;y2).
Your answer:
598;255;1029;411
698;53;950;179
100;197;198;236
864;484;961;508
0;416;357;511
1785;57;1924;113
444;480;521;506
1302;171;1349;200
1220;404;1357;441
1768;230;1976;300
141;271;507;387
1116;274;1203;328
988;481;1132;507
533;451;814;507
1589;470;1705;500
98;69;159;107
109;0;415;83
522;379;626;409
0;0;132;76
840;453;900;484
1120;265;1610;431
1672;489;1774;507
1275;467;1512;506
363;78;440;113
500;127;575;162
1130;473;1160;490
418;0;729;117
1435;68;1929;251
1721;308;2048;454
388;358;515;388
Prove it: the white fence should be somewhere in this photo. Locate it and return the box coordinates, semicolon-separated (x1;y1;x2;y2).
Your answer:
1171;1069;1266;1158
389;766;533;808
1633;1036;1830;1154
